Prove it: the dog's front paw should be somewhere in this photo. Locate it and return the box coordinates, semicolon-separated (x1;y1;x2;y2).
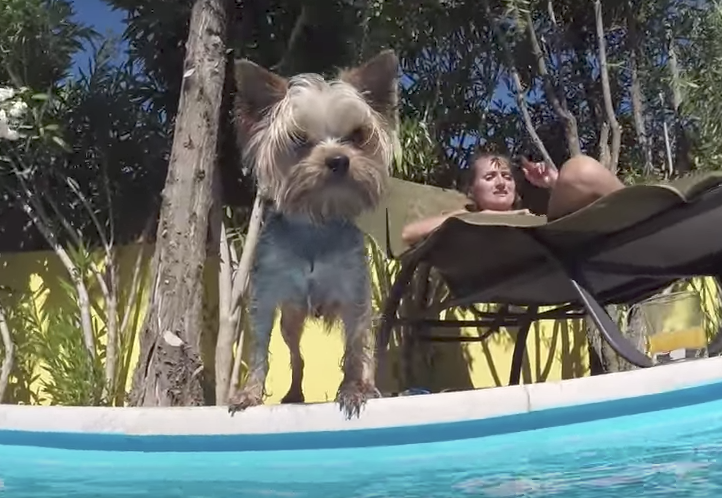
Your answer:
228;388;263;416
280;389;305;404
336;381;381;420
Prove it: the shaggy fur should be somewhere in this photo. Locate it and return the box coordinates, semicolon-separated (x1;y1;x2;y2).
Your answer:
228;50;399;419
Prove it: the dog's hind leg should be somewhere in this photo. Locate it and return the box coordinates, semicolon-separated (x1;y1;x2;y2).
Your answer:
336;300;381;419
279;304;307;404
228;297;276;415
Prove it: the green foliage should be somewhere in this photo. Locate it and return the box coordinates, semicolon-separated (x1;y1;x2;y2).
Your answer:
0;0;97;89
26;282;107;406
682;2;722;170
58;39;170;239
393;118;436;182
0;290;43;405
0;0;161;407
1;41;168;253
0;243;150;406
0;282;105;406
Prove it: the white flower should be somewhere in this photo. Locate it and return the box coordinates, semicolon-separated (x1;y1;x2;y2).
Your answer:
0;86;27;140
0;109;20;141
7;100;27;118
0;87;16;103
0;124;20;141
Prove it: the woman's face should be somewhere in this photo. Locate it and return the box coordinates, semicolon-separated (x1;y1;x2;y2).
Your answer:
470;156;516;211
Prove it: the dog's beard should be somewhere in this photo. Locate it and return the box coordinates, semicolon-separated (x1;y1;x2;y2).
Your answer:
277;154;388;223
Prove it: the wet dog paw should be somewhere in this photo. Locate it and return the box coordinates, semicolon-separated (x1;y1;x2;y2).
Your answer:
228;389;263;416
336;381;381;420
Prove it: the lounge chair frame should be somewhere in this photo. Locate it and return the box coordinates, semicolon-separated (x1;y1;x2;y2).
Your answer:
374;176;722;386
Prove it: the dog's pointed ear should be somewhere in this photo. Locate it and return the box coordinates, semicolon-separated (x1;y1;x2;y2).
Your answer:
233;59;288;131
340;50;399;119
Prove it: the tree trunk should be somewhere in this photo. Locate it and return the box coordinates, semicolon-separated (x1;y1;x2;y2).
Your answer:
0;304;15;403
594;0;621;174
483;0;555;168
129;0;229;407
585;1;645;374
626;2;653;175
225;194;265;403
524;7;581;156
666;32;693;174
667;31;683;115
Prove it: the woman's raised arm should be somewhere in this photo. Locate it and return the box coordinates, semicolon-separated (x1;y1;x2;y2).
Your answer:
401;209;468;246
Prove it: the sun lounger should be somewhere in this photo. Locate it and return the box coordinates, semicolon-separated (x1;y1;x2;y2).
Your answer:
356;171;722;384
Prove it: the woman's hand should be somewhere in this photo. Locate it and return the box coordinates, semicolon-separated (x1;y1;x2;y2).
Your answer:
520;157;559;189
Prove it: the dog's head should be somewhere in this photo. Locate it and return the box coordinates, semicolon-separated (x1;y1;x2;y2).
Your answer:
233;50;399;223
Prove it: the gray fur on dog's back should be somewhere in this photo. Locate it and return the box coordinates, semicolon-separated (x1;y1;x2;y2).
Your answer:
251;211;370;324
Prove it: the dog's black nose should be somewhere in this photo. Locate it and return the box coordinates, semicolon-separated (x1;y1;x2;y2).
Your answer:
325;154;350;174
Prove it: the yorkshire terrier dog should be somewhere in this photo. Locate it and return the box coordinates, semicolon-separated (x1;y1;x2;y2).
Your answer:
228;50;399;419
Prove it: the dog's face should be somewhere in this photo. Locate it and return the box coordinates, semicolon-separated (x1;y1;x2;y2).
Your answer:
234;50;399;222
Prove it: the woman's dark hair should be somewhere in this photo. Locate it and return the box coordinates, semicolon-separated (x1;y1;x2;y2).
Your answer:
469;150;512;169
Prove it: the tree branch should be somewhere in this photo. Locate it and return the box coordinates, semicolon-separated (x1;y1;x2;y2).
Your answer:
667;29;683;113
524;6;581;155
215;216;236;405
8;163;97;360
0;304;14;404
272;3;310;75
229;194;265;316
599;120;611;167
115;216;153;406
228;193;265;399
594;0;621;173
483;0;555;168
546;0;557;25
46;177;118;402
660;92;675;176
626;1;653;175
56;176;120;401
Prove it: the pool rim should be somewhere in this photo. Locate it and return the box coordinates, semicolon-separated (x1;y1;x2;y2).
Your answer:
1;357;722;452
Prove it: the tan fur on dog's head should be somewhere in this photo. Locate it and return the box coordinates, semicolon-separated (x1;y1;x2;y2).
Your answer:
233;50;399;222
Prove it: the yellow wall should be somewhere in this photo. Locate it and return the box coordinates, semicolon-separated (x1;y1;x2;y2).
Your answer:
1;243;716;405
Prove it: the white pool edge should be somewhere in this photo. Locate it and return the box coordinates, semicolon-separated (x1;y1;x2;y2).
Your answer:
1;357;721;436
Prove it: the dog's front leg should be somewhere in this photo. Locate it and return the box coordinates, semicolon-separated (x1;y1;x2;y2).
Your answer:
337;300;381;419
280;304;307;404
228;295;276;415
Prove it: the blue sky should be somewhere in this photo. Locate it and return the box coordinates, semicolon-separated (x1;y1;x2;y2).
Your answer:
70;0;126;73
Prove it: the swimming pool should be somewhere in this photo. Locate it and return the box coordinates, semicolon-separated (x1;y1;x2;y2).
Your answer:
2;357;722;497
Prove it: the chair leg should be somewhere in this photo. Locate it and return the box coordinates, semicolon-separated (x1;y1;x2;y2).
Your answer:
567;277;653;368
508;306;537;386
707;328;722;357
528;231;653;369
375;255;423;386
707;274;722;356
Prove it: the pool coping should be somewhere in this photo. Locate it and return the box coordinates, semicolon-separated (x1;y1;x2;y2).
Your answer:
1;356;722;442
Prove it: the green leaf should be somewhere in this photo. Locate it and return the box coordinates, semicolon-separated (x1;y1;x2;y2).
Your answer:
50;135;70;151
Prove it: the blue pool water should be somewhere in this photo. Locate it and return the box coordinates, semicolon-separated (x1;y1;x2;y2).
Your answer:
2;382;722;497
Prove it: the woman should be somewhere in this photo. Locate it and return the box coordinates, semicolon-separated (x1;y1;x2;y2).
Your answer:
401;152;625;246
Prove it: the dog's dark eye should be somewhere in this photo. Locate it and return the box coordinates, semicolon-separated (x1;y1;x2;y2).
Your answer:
291;133;311;151
344;127;367;146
